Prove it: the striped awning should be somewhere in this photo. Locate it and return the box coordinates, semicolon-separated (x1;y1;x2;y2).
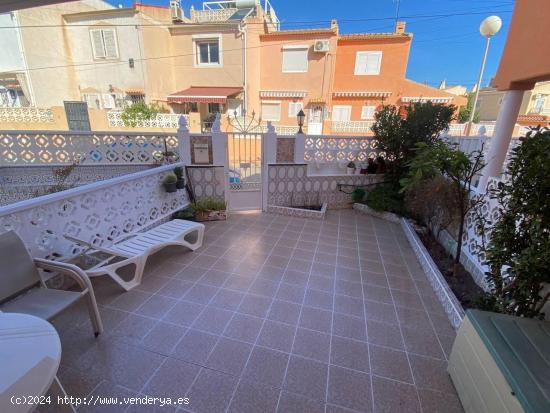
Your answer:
333;91;392;98
260;90;308;98
126;88;145;95
401;96;453;103
168;86;242;104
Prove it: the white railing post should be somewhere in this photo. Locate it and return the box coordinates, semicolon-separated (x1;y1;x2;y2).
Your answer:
263;122;277;164
210;113;226;166
177;115;191;165
294;131;305;163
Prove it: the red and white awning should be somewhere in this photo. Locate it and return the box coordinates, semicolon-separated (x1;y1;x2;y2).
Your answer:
167;86;242;104
333;91;392;97
401;96;453;103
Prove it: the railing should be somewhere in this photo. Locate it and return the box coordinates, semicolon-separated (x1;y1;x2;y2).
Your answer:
0;163;189;260
0;107;54;124
107;111;187;129
331;120;374;134
304;135;380;162
191;8;236;22
0;130;179;165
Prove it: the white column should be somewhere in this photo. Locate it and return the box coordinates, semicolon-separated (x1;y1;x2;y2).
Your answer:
478;89;524;189
294;132;305;164
262;122;277;211
177;114;191;165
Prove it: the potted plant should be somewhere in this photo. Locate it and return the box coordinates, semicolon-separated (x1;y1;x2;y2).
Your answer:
346;161;356;175
352;187;366;203
173;166;185;189
359;162;368;174
192;197;227;222
162;172;178;193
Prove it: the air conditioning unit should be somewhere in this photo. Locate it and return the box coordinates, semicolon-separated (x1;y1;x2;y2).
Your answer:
314;39;330;53
170;0;184;22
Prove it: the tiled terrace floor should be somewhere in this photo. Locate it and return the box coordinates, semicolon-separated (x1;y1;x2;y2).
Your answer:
43;210;464;413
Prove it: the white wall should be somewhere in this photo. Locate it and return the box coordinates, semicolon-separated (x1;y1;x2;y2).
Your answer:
0;12;25;72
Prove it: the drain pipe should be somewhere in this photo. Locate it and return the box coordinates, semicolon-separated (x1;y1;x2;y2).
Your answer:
239;21;247;115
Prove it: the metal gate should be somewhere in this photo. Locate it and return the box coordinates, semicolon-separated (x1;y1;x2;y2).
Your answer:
64;101;91;131
227;131;263;211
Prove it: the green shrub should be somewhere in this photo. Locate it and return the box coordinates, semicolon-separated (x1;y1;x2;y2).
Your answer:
191;197;226;213
173;166;184;179
352;188;366;202
162;172;177;184
365;184;405;215
121;101;162;127
475;127;550;319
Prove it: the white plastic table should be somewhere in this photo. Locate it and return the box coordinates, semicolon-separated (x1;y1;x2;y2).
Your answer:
0;312;73;413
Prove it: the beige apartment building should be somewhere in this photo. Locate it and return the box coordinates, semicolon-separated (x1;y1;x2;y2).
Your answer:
0;0;278;131
476;81;550;126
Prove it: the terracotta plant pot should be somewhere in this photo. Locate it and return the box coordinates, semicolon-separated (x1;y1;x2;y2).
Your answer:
195;210;227;222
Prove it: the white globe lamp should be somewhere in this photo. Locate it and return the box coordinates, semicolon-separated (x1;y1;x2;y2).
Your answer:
479;16;502;37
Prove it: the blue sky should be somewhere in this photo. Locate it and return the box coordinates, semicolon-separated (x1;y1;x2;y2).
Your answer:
113;0;514;89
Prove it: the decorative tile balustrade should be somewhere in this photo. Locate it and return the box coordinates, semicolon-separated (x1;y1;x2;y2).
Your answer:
331;120;374;134
0;107;54;124
107;111;187;129
190;8;236;22
304;135;381;162
0;164;189;260
0;130;179;165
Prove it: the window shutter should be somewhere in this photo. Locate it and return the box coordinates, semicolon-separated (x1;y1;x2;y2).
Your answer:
261;102;281;121
355;52;382;75
332;106;351;121
90;30;105;59
361;105;376;119
288;101;303;117
102;93;115;109
102;29;118;59
282;48;308;72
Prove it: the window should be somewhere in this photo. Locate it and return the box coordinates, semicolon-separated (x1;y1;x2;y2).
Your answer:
282;46;308;73
288;101;304;117
533;95;547;113
82;93;101;109
261;101;281;121
196;40;220;65
332;105;351;121
208;102;221;113
354;51;382;75
361;105;376;120
90;28;118;60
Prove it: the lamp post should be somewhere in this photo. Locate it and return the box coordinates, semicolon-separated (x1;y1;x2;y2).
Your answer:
466;15;502;136
297;109;306;134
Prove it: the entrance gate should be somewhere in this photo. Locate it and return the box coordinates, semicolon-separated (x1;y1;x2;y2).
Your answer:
226;131;263;211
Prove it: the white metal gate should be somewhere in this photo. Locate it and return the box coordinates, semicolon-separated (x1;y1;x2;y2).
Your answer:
227;131;263;211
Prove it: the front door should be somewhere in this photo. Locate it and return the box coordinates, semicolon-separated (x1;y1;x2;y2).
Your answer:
308;105;324;135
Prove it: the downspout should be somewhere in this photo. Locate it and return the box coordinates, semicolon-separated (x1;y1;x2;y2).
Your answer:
13;11;36;106
239;21;247;115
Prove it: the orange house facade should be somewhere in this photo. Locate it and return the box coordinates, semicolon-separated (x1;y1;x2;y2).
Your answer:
258;21;466;135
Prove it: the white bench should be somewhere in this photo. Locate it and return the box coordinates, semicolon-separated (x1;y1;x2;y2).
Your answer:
66;219;205;291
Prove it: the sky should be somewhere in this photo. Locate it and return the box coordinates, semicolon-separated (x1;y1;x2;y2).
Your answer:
112;0;515;90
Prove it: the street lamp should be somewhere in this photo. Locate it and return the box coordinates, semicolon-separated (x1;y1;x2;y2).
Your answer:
466;15;502;136
296;109;306;134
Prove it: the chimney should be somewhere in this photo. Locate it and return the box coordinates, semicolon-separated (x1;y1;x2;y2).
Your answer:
395;21;406;34
331;19;339;35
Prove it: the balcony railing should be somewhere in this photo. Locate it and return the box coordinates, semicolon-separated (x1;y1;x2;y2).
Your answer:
331;120;374;134
0;107;54;124
0;130;179;166
190;8;237;22
0;163;189;260
107;111;187;129
304;135;380;162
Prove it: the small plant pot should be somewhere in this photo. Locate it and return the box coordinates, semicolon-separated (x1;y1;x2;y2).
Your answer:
360;168;368;175
195;210;227;222
176;179;185;189
346;167;355;175
163;182;177;193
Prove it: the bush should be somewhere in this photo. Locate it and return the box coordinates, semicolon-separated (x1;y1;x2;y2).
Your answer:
476;127;550;319
458;93;480;123
191;197;227;213
372;102;455;183
121;101;162;127
173;166;184;179
366;184;405;215
351;188;366;202
162;172;177;184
